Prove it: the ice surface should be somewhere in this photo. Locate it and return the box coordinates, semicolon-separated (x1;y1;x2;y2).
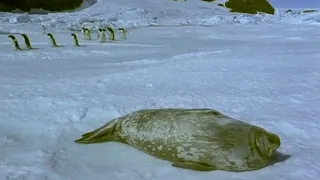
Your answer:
0;0;320;180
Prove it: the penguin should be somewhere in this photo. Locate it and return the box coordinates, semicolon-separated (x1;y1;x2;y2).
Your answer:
47;33;61;47
21;33;33;49
107;27;115;41
84;28;91;40
97;28;101;39
8;35;22;51
41;25;46;34
71;33;80;47
118;28;128;39
98;28;107;43
81;27;86;39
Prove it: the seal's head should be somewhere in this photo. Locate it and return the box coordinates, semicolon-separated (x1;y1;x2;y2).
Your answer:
253;128;281;159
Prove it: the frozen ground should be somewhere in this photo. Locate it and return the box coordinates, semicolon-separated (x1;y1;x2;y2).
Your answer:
1;0;320;180
1;22;320;180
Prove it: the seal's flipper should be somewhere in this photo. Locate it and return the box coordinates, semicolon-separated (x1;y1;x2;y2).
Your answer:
80;121;116;138
75;120;121;144
75;133;118;144
172;162;216;171
81;131;95;137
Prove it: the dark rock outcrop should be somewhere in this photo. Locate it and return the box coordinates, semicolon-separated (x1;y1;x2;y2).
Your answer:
201;0;275;14
224;0;275;14
0;0;276;15
0;0;83;13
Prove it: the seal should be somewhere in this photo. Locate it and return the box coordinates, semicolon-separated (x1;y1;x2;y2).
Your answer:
75;108;281;172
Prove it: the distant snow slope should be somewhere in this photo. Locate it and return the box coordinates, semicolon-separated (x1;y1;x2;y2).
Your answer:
269;0;320;8
0;0;320;32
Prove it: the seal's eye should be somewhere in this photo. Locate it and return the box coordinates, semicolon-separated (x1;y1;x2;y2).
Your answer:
268;136;276;145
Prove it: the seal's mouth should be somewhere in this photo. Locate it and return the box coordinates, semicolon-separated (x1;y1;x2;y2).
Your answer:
266;134;281;157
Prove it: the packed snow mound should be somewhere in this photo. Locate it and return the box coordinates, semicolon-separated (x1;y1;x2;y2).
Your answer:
277;9;320;25
0;0;319;31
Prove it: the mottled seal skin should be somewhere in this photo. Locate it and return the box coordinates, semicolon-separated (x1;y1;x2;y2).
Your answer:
75;108;281;172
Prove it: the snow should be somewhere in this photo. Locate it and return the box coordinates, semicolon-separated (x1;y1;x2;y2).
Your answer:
0;0;320;180
269;0;320;8
1;0;320;30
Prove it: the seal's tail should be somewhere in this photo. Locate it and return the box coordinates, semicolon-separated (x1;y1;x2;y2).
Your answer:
75;120;119;144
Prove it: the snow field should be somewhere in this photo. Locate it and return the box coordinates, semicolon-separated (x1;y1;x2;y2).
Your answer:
0;22;320;179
